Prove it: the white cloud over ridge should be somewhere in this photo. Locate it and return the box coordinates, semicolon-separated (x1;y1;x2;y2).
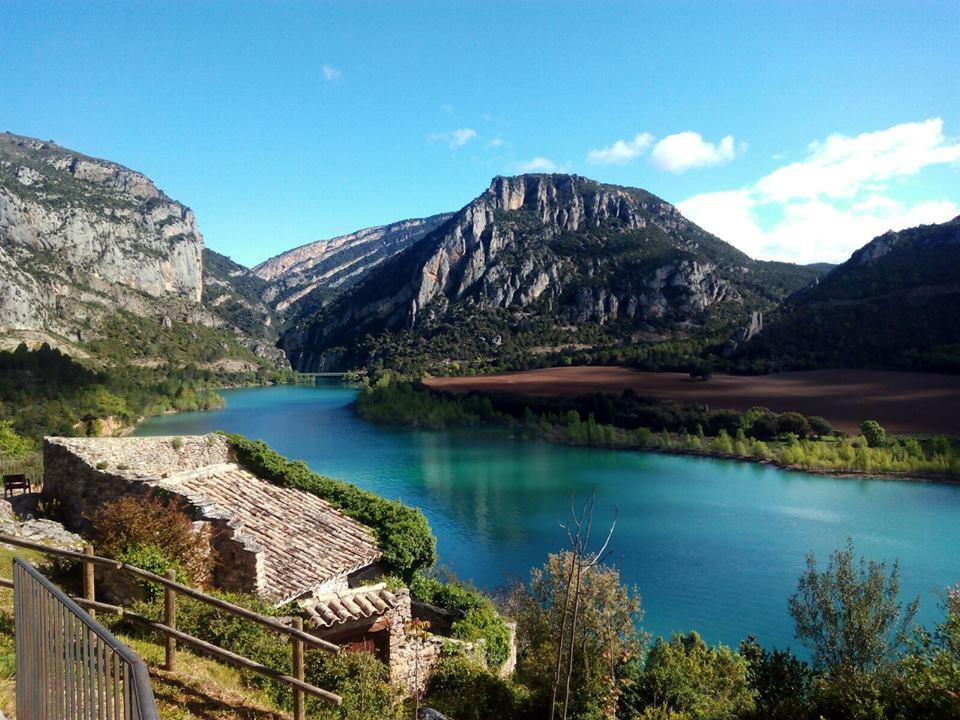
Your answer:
587;130;741;172
514;156;560;173
650;132;740;173
429;128;477;149
678;119;960;264
587;133;654;165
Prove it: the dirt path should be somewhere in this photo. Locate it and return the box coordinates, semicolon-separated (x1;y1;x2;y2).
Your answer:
425;367;960;435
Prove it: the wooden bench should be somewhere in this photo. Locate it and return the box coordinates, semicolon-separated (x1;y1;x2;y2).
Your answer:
2;474;30;498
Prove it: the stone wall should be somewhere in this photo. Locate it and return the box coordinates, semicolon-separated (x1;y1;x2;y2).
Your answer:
42;436;262;597
0;499;83;550
43;438;157;530
386;589;486;696
46;435;232;483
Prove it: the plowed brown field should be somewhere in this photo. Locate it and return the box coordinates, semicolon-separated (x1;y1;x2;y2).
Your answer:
424;367;960;435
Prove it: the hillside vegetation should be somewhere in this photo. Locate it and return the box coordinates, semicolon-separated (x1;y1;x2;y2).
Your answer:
285;174;827;372
735;216;960;373
356;376;960;479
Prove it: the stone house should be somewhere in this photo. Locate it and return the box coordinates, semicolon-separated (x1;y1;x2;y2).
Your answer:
43;434;382;602
42;433;491;693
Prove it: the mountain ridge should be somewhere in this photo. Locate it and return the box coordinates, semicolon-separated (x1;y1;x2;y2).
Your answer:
283;174;826;372
253;212;454;322
737;215;960;373
0;132;290;370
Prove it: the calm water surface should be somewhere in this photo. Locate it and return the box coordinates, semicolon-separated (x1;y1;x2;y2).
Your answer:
135;383;960;651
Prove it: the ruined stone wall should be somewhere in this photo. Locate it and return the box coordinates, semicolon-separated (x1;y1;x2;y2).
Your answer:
386;589;486;696
207;520;265;594
46;435;232;481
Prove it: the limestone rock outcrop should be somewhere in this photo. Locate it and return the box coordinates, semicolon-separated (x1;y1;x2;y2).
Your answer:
254;213;454;319
286;174;758;370
0;132;204;338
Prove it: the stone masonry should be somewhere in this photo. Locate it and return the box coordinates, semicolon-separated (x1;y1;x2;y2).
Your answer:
43;434;382;603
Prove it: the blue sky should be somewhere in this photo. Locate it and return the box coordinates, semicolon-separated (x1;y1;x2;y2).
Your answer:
2;1;958;266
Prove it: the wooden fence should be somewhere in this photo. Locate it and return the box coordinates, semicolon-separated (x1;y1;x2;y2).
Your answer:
0;533;342;717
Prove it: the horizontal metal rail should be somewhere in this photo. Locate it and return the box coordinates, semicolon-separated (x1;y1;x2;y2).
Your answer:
14;558;159;720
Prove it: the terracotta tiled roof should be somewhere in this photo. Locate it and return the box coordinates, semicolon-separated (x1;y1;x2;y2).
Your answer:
154;463;382;602
301;583;401;628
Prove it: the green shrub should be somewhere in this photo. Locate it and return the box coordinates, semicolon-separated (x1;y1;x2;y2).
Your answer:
161;590;401;716
305;648;401;720
118;543;187;602
452;607;512;671
409;573;488;613
423;655;532;720
224;434;436;579
409;571;512;670
0;420;33;457
740;636;813;720
638;632;755;720
356;381;485;429
808;416;834;437
636;707;693;720
860;420;888;448
173;591;291;703
778;412;812;439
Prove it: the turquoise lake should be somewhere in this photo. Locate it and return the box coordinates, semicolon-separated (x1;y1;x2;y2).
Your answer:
134;383;960;652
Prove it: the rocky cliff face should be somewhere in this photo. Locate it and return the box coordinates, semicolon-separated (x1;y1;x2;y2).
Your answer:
0;133;206;340
254;213;453;319
203;249;277;337
286;174;776;370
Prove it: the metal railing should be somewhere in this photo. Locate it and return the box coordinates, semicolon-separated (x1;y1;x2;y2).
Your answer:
0;532;343;717
13;558;159;720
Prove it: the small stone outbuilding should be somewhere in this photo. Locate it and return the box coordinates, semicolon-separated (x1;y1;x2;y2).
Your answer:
41;433;491;694
43;434;381;602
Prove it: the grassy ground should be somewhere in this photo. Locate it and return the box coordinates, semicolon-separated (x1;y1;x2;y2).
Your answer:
0;545;290;719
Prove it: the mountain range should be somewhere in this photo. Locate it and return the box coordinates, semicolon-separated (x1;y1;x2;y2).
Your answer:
1;132;956;376
281;174;829;371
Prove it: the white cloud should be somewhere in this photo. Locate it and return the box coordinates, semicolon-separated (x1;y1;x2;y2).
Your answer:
754;118;960;202
487;138;504;149
677;119;960;264
321;64;342;81
587;132;654;165
429;128;477;149
514;156;560;173
650;132;740;173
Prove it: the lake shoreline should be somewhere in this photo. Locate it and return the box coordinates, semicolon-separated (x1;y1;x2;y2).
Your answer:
131;381;959;487
397;415;960;486
357;380;960;486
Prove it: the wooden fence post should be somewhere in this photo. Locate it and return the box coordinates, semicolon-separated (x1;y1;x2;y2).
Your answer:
292;616;305;720
83;545;95;618
164;569;177;672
